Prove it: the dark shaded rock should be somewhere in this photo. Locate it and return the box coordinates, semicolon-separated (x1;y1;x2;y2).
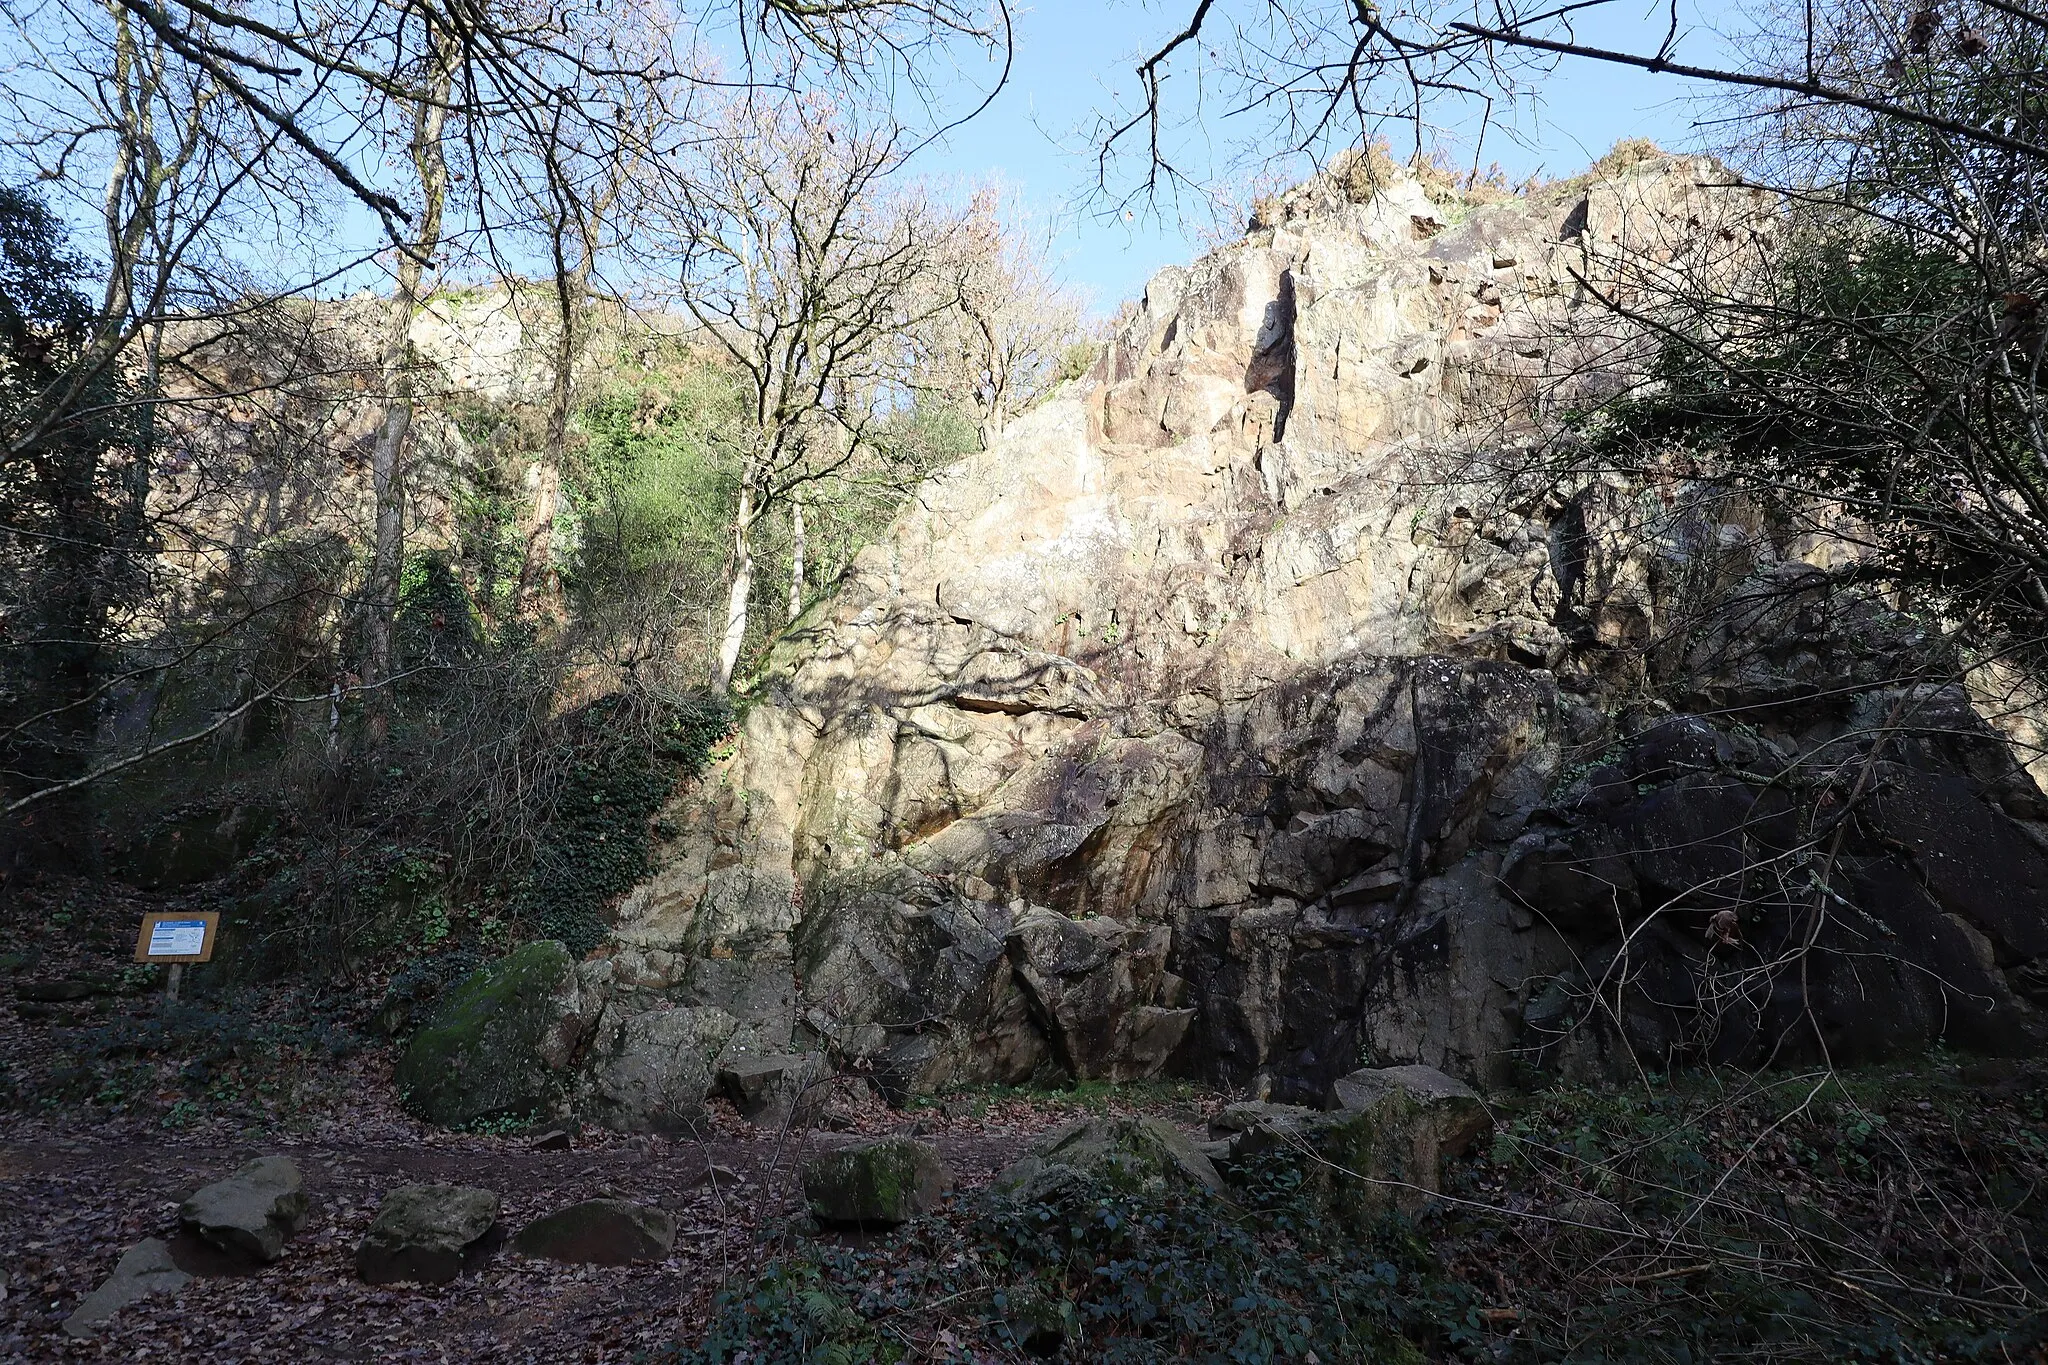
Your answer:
512;1199;674;1265
394;941;601;1128
577;1003;740;1134
1007;909;1193;1082
997;1282;1074;1355
802;1137;948;1227
354;1184;500;1285
529;1129;573;1151
1860;766;2048;961
109;802;275;889
717;1052;826;1126
177;1156;308;1263
15;977;113;1003
1624;715;1733;783
62;1240;190;1337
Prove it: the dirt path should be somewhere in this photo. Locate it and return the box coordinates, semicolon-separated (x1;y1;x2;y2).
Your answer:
0;1123;1041;1363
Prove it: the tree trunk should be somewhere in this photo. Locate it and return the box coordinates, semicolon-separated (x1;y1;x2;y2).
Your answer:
361;29;454;733
715;480;757;689
788;499;806;621
514;248;592;620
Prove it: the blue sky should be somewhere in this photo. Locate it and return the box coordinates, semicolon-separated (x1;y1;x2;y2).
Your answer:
915;2;1724;310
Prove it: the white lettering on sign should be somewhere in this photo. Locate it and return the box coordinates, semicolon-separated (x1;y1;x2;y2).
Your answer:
146;920;208;958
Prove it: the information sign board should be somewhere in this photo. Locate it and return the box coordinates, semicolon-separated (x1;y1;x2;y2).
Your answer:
133;911;220;964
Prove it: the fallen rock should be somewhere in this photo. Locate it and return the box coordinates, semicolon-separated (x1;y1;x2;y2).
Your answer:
512;1199;675;1265
717;1052;826;1126
178;1156;308;1263
15;977;111;1002
994;1116;1224;1202
354;1184;500;1285
576;1002;740;1134
1212;1065;1490;1218
1006;910;1194;1082
62;1239;190;1337
529;1129;574;1151
802;1136;948;1227
1327;1062;1493;1164
687;1161;743;1189
998;1281;1074;1355
394;941;601;1128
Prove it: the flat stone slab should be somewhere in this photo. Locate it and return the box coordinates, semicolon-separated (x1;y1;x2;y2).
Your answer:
355;1184;500;1285
178;1155;308;1263
63;1239;190;1337
512;1199;674;1265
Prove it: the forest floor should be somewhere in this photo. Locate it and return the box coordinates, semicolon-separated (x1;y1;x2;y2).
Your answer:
5;872;2048;1363
0;870;1213;1363
0;1088;1150;1363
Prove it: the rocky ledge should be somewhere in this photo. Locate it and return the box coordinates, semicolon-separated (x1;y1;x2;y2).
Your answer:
400;152;2048;1128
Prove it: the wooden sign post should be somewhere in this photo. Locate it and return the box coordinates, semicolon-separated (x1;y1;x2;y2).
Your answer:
134;911;220;1002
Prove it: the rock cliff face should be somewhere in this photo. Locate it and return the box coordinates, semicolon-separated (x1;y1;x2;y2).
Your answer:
441;155;2048;1128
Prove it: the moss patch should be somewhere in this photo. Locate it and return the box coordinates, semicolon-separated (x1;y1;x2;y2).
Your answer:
802;1137;946;1227
393;940;576;1128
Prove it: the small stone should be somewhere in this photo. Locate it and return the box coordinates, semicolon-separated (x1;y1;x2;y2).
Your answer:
14;978;107;1002
512;1199;675;1265
178;1156;308;1263
686;1162;743;1188
802;1137;949;1227
529;1129;573;1151
999;1281;1072;1355
63;1239;190;1337
355;1184;500;1285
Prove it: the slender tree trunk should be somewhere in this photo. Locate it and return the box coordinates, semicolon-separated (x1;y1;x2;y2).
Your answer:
788;499;806;621
361;29;454;733
513;253;591;621
715;480;757;689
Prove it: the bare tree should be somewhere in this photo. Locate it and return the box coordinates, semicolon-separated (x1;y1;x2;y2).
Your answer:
914;186;1086;449
652;93;967;688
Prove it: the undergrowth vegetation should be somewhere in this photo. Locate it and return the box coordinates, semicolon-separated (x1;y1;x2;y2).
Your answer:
667;1062;2048;1364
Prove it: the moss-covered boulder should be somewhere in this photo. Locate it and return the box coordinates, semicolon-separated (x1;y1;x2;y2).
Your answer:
802;1136;949;1227
993;1116;1224;1203
394;941;597;1127
1213;1064;1491;1221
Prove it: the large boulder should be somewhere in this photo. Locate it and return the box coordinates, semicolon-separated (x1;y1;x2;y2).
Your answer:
395;941;602;1127
802;1137;949;1227
512;1199;674;1265
178;1155;308;1263
993;1116;1224;1202
1006;910;1193;1082
576;1003;745;1133
354;1184;500;1285
1213;1064;1488;1218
